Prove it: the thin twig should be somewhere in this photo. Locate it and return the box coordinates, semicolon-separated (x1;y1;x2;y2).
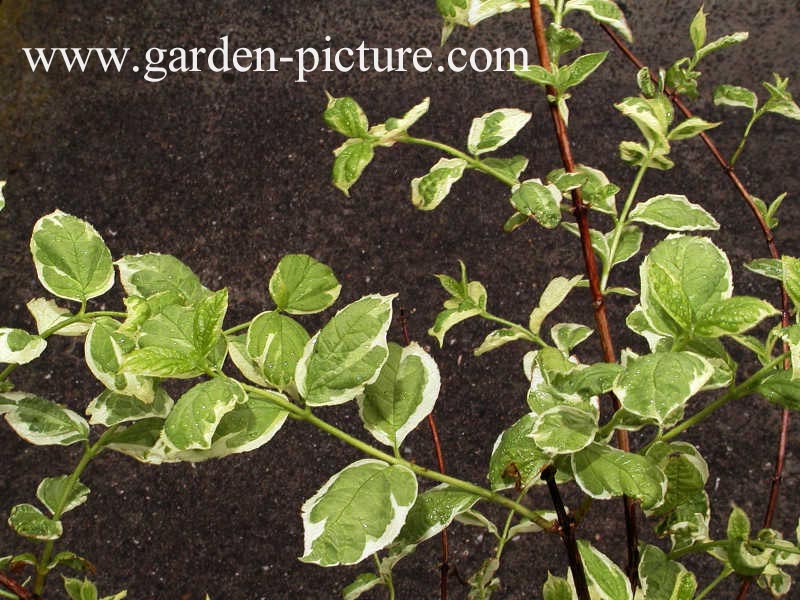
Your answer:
542;466;590;600
529;0;640;583
399;307;449;600
599;21;792;599
0;573;40;600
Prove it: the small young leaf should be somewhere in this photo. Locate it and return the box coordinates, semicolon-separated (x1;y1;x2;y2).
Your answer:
572;442;666;510
192;288;228;357
296;294;394;407
565;0;632;42
763;74;800;120
550;323;593;353
301;459;417;566
26;298;89;337
342;573;383;600
714;84;758;111
514;64;556;88
163;378;246;451
637;67;657;98
689;5;707;53
543;572;575;600
0;328;46;365
369;98;430;147
695;32;749;64
30;210;114;302
116;253;209;303
474;328;528;356
246;310;309;390
8;504;62;541
5;395;89;446
467;108;532;155
332;139;374;196
37;476;90;516
358;342;440;449
529;275;583;334
546;23;583;61
629;194;719;231
269;254;341;315
619;141;674;170
561;52;607;90
646;442;709;518
615;97;670;150
483;155;529;182
323;93;369;138
614;351;713;425
578;539;633;600
510;179;562;229
745;258;783;281
668;117;720;141
86;317;156;401
410;158;468;211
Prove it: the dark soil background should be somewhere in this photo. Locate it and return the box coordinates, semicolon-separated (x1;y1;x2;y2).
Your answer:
1;1;799;598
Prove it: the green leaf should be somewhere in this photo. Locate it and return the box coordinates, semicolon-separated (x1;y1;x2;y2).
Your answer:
411;158;468;211
780;324;800;380
565;0;632;42
695;32;749;64
0;181;4;212
121;346;204;379
619;141;674;170
763;74;800;120
86;388;173;427
342;573;383;600
638;544;697;600
745;258;783;281
613;351;714;425
467;108;532;155
546;23;583;61
713;84;758;111
694;296;777;337
301;459;417;566
30;210;114;302
192;288;228;357
561;52;607;90
296;294;394;407
550;323;593;353
392;483;478;548
783;255;800;309
26;298;89;337
103;418;164;462
163;378;246;451
8;503;62;541
488;413;550;491
37;476;90;516
332;139;374;196
474;327;528;356
0;328;46;365
689;5;707;53
430;262;487;346
645;441;709;517
572;442;666;510
358;342;440;449
728;504;751;541
543;572;575;600
47;551;93;572
246;310;309;390
615;97;670;150
85;317;155;401
514;64;556;88
323;94;369;138
629;194;719;231
429;307;482;347
482;155;528;182
668;117;720;141
5;395;89;446
532;406;597;455
655;490;711;552
269;254;341;315
226;334;269;387
639;235;732;337
577;539;633;600
510;179;562;229
370;97;430;145
116;253;209;303
529;275;583;334
756;370;800;411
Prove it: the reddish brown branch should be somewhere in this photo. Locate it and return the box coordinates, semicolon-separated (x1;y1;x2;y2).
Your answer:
529;0;640;582
399;307;449;600
599;21;792;599
0;572;41;600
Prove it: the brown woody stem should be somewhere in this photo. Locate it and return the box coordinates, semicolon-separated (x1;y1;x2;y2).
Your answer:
529;0;640;583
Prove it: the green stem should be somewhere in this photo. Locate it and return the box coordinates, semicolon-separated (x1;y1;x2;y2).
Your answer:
494;492;526;562
480;311;544;345
398;136;519;187
32;426;118;595
695;567;733;600
600;154;651;290
729;111;761;167
0;588;19;600
223;320;252;336
239;382;554;530
659;352;788;444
